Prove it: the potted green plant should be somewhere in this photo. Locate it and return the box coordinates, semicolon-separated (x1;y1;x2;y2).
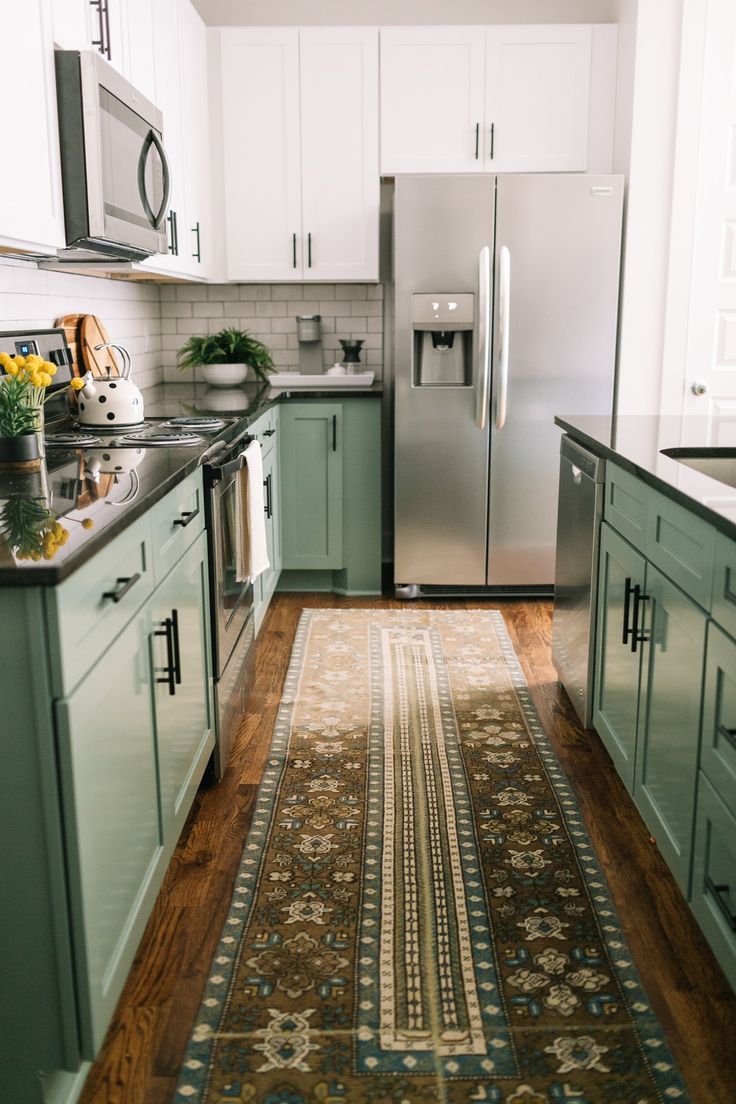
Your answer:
177;327;275;387
0;371;43;470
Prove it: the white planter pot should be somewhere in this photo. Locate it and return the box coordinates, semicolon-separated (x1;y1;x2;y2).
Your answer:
200;363;249;387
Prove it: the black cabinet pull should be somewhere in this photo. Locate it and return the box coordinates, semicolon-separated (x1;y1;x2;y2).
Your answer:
263;428;276;437
102;573;141;604
173;506;200;528
263;473;272;518
474;122;479;160
623;576;634;645
630;584;649;653
89;0;111;59
717;724;736;752
704;877;736;931
292;232;297;269
332;414;337;452
167;209;178;256
155;617;176;695
192;221;201;262
307;232;312;268
171;608;182;685
489;122;495;160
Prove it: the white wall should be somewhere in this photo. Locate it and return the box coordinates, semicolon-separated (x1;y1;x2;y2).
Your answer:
0;260;163;390
192;0;619;25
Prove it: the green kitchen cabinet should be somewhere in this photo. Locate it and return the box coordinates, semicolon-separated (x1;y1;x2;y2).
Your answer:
593;521;647;790
690;771;736;990
280;402;344;570
255;419;282;631
278;397;382;595
55;608;165;1059
150;530;215;844
633;565;707;894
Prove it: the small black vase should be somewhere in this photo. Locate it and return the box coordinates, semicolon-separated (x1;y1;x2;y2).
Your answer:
0;432;42;470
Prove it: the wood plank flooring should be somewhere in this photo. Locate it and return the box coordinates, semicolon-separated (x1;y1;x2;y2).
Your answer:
78;595;736;1104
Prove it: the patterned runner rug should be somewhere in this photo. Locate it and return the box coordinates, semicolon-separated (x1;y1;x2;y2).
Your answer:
175;609;689;1104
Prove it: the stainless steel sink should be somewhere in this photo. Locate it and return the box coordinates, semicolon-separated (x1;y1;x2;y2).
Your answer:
661;447;736;489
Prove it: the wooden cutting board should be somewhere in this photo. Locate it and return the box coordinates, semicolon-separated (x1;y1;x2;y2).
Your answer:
54;314;85;377
79;315;120;378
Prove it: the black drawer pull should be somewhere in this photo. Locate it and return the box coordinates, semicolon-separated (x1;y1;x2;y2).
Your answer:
171;607;182;685
631;585;649;653
173;507;200;528
717;724;736;752
623;576;634;645
332;414;337;452
704;877;736;932
263;428;276;437
102;573;141;604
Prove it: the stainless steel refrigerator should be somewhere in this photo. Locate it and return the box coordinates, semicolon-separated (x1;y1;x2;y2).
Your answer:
393;173;623;595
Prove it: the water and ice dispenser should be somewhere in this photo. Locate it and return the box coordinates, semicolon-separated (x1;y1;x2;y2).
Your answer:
412;293;474;386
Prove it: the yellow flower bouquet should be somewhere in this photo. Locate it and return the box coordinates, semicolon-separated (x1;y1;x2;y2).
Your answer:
0;352;58;469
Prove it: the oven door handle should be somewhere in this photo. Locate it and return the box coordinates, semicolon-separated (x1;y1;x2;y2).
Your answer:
203;433;254;483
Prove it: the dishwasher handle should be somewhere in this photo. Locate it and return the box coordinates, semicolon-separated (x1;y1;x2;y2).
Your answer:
560;435;605;483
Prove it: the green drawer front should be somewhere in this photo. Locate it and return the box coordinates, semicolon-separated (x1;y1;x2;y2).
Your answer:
712;531;736;640
645;488;715;610
691;772;736;991
249;407;277;458
48;511;154;695
701;621;736;812
604;464;648;548
151;469;205;583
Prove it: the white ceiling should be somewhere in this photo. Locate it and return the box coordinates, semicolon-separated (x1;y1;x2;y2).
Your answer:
191;0;621;26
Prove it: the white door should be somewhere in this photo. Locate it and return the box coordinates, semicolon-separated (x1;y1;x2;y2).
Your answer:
221;28;302;281
123;0;157;105
484;25;591;172
380;26;485;174
177;0;210;276
50;0;90;48
300;27;379;281
680;0;736;443
0;0;65;250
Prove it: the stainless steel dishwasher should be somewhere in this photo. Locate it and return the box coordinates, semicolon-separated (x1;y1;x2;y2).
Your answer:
552;435;605;726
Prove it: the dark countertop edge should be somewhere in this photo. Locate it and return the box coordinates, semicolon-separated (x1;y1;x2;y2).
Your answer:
0;385;383;588
555;415;736;542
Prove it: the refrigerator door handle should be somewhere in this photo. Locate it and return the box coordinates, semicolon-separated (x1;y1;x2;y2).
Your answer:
475;245;492;429
495;245;511;429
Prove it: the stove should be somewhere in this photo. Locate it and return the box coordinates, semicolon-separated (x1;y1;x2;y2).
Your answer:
44;415;232;451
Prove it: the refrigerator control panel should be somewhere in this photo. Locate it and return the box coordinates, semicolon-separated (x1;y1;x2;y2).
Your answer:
412;293;474;330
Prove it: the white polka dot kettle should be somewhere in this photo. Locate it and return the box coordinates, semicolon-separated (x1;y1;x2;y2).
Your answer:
76;342;145;428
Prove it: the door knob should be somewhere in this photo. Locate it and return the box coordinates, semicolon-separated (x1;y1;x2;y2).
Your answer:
691;380;709;396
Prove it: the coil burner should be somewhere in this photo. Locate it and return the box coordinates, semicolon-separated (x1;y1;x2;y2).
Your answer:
115;429;205;447
161;416;227;431
45;430;103;448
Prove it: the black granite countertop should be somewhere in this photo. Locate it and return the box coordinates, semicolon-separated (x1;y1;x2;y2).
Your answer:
0;380;382;586
556;413;736;540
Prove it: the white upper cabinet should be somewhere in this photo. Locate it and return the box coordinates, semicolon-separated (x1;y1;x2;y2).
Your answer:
484;26;591;172
220;27;379;282
299;28;379;280
122;0;157;105
380;24;594;174
0;0;65;250
220;29;302;282
380;27;485;173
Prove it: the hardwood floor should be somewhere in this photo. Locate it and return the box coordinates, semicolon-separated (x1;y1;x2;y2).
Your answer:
78;595;736;1104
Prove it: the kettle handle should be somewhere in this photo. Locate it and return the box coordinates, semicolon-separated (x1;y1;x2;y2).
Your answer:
94;342;132;379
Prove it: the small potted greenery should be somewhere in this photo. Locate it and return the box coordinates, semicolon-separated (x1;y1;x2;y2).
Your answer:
0;352;59;469
177;327;275;387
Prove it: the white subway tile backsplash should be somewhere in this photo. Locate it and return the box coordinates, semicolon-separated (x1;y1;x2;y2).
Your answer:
239;285;272;301
255;301;287;318
192;301;225;318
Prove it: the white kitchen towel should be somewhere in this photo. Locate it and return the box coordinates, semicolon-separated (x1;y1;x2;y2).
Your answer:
235;440;270;583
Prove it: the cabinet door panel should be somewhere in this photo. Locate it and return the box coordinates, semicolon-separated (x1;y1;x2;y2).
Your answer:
151;532;214;842
380;26;485;173
56;610;162;1057
300;27;379;280
634;566;706;895
280;403;344;570
593;522;646;790
484;25;591;171
0;0;65;249
691;771;736;991
221;28;302;280
124;0;157;104
177;0;210;275
699;621;736;813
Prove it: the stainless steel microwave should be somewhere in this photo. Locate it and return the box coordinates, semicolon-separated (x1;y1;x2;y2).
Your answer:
54;51;171;261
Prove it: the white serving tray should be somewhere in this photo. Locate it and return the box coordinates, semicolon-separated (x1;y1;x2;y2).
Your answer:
268;371;375;389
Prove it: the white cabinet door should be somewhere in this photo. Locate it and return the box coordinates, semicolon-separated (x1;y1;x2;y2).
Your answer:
123;0;157;105
221;28;302;281
484;25;592;171
300;27;379;280
0;0;65;250
51;0;90;48
176;0;211;276
380;26;485;173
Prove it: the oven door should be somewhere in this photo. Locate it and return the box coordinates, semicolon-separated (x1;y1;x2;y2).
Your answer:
209;461;255;680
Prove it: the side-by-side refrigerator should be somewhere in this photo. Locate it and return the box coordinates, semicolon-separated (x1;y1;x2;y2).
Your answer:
393;173;623;595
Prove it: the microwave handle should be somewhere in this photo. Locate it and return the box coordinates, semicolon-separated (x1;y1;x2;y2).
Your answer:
138;129;172;231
